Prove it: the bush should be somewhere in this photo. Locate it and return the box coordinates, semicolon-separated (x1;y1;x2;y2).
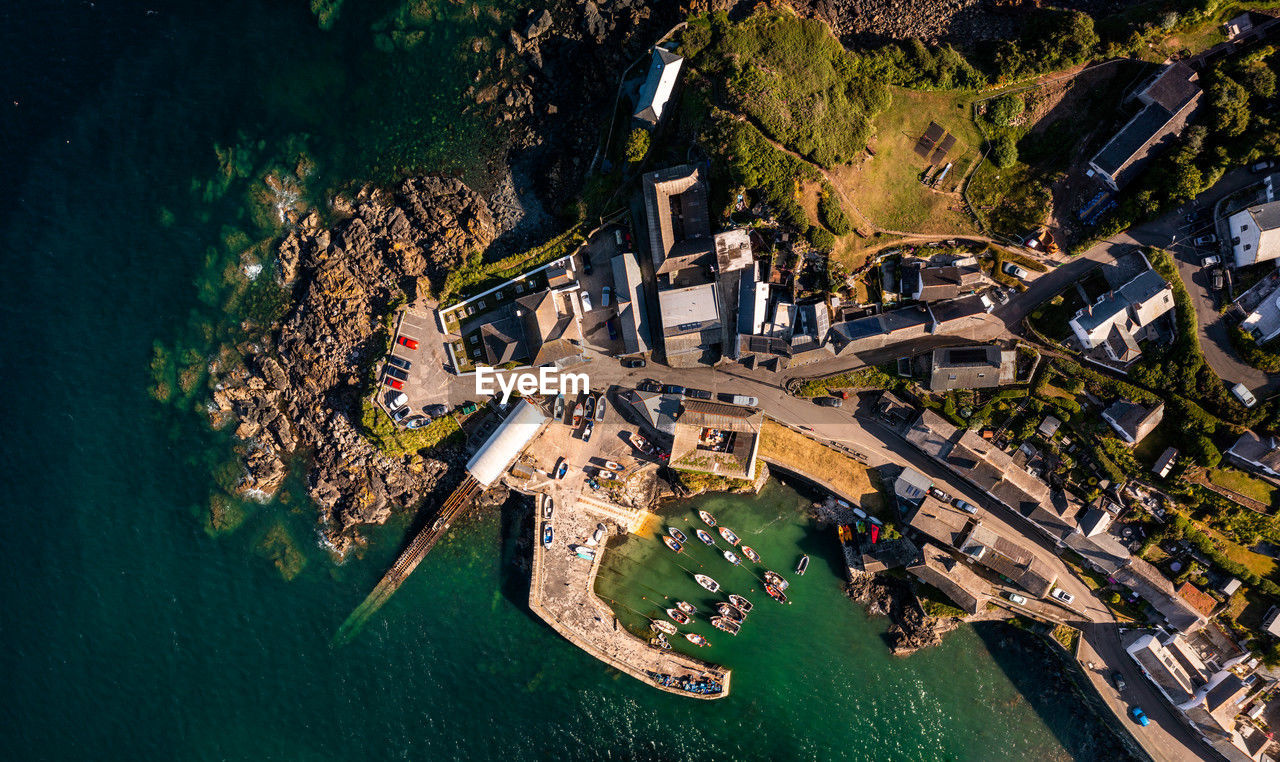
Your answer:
992;134;1018;169
624;127;650;164
817;186;852;235
806;226;836;251
990;94;1024;126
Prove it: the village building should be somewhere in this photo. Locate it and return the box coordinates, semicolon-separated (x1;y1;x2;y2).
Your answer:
668;400;763;480
1226;431;1280;484
610;252;653;356
632;47;683;126
907;542;991;614
1068;267;1174;363
928;345;1016;391
1088;62;1203;191
1229;200;1280;269
1101;400;1164;445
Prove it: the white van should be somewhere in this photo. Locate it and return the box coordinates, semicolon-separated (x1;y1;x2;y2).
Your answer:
1233;383;1257;408
731;394;758;407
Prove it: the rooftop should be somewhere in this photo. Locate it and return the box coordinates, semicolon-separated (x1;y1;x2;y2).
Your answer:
633;47;684;125
659;283;720;333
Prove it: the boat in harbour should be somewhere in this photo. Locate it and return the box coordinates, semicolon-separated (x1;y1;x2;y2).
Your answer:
698;510;717;527
572;402;584;427
685;632;709;647
667;608;692;626
668;527;688;544
728;594;753;614
654;635;671;650
764;570;790;590
716;602;745;622
741;545;760;564
652;619;677;636
765;584;789;604
583;396;595;420
542;523;553;547
710;616;741;636
718;527;740;546
662;537;682;553
695;529;716;546
594;395;606;421
542;497;554;519
722;550;740;566
796;554;810;576
604;460;622;471
676;600;696;616
553;393;564;422
694;574;721;593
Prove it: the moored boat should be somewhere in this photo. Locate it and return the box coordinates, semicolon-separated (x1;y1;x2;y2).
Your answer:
722;550;740;566
575;549;596;561
765;584;789;604
556;462;568;479
667;608;692;625
695;529;715;546
728;594;753;613
654;635;671;650
694;574;721;593
572;402;584;427
652;619;677;636
553;393;564;421
604;460;622;471
710;616;741;636
542;523;553;547
662;537;682;553
698;510;717;527
676;600;696;616
796;554;810;576
584;396;595;420
741;545;761;564
716;602;745;622
764;570;790;591
668;527;688;544
684;632;709;647
542;496;554;519
594;395;606;421
718;527;740;546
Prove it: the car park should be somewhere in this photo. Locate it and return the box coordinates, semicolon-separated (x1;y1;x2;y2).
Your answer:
387;355;412;370
815;397;842;407
953;499;978;514
384;377;404;390
621;357;646;368
384;365;409;381
1005;592;1027;606
1194;234;1218;246
928;486;950;502
602;286;611;307
580;290;593;312
684;388;712;400
1130;707;1149;727
397;335;419;350
1201;254;1220;267
1050;588;1075;604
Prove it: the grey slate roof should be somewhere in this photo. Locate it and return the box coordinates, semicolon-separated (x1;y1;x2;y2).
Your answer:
928;345;1014;390
1103;400;1164;444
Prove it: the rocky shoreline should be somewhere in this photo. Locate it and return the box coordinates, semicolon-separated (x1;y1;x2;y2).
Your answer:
844;570;960;656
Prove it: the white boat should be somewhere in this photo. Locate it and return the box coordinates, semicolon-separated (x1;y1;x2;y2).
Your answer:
684;632;709;647
652;619;678;636
695;574;721;593
604;460;622;471
796;554;810;576
698;510;717;527
595;396;606;421
718;527;740;546
723;550;740;566
729;594;753;613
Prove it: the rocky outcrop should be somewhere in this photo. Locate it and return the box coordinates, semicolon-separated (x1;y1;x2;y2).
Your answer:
209;177;495;556
844;571;958;656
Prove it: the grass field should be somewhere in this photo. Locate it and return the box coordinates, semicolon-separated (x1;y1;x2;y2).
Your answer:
830;88;982;234
360;398;463;457
1208;468;1279;506
1195;519;1279;579
757;420;884;514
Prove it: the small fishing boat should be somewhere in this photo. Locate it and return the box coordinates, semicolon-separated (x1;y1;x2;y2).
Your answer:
632;433;654;454
676;601;696;616
716;602;745;622
594;395;606;421
604;460;622;471
553;393;565;422
668;527;688;544
542;497;554;519
696;529;716;546
663;537;682;553
741;545;761;564
556;462;568;479
572;402;584;427
542;523;553;547
654;635;671;650
765;584;789;604
685;632;709;647
764;570;790;591
584;396;595;420
710;616;741;636
695;574;721;593
698;510;717;527
728;594;754;614
575;549;596;561
652;619;678;636
667;608;692;626
598;470;615;480
722;550;740;566
718;527;740;546
796;554;810;576
583;421;593;442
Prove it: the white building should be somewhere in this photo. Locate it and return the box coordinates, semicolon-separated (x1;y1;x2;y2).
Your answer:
1069;268;1174;363
1229;201;1280;268
633;47;683;126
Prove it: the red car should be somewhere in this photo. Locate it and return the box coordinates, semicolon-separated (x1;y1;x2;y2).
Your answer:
397;336;419;350
383;377;404;390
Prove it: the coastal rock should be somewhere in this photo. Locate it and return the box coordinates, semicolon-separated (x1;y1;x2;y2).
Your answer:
844;571;957;656
524;9;553;39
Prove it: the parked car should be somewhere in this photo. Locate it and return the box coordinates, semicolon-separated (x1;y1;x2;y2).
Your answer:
1194;234;1218;246
606;319;618;341
992;288;1009;305
1130;707;1150;727
1112;672;1127;691
397;335;419;350
602;286;611;308
581;253;593;276
614;229;625;247
1201;254;1221;267
424;404;448;417
814;397;843;407
637;380;663;393
1252;159;1275;173
1232;382;1258;408
384;377;404;390
580;290;593;312
728;394;758;407
391;406;411;423
1002;261;1029;279
384;365;409;381
1050;588;1075;604
928;486;951;502
1212;269;1224;291
1005;592;1028;606
663;384;685;395
405;416;429;430
388;392;408;409
621;357;646;369
953;499;978;515
387;355;412;370
684;388;712;400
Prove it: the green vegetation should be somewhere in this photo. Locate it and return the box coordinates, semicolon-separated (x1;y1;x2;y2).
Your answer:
792;365;899;397
1050;623;1080;652
990;94;1024;126
1207;468;1279;506
817;183;852;235
359;398;463;458
624;127;650;164
438;226;584;304
1232;326;1280;373
806;226;836;251
673;468;759;495
990;11;1099;81
706;115;819;231
991;134;1018;169
916;582;967;619
206;493;249;536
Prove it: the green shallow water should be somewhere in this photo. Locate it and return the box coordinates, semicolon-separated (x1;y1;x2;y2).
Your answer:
2;2;1129;760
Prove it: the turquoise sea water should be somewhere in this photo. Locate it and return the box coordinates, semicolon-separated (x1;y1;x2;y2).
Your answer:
3;3;1127;759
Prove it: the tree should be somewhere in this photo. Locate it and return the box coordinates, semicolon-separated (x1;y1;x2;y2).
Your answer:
992;134;1018;169
1210;76;1251;137
805;226;835;251
990;94;1024;127
624;127;650;164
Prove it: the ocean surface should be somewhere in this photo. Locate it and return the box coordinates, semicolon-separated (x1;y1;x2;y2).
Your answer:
2;2;1125;759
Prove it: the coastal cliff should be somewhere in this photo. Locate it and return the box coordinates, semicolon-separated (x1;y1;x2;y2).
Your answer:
209;177;495;556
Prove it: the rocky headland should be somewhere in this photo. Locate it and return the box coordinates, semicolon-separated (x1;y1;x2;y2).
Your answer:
845;570;960;656
209;177;495;557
